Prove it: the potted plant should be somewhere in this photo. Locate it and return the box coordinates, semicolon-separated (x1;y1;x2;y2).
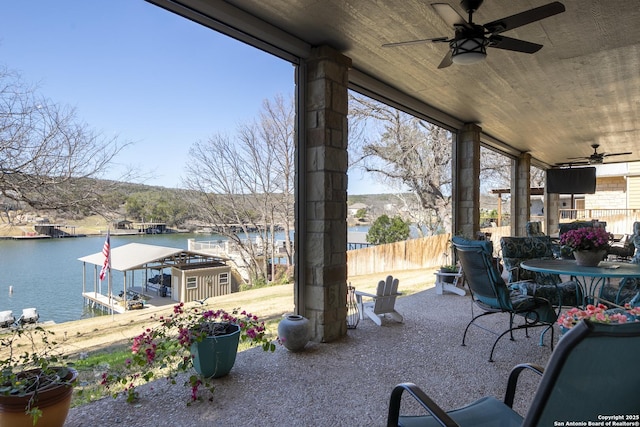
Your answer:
101;302;275;404
0;325;78;427
438;252;459;283
557;303;640;335
438;264;459;283
559;227;611;266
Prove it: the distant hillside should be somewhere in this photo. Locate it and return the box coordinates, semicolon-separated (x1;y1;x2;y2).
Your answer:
348;193;398;204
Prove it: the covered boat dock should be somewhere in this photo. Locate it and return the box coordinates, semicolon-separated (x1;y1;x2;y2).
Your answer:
78;243;232;314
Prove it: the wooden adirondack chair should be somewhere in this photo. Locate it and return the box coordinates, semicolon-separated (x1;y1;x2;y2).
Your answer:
354;275;403;326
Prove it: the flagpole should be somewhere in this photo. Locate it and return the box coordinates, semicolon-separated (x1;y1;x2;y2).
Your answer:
99;228;112;318
109;267;114;320
107;228;113;320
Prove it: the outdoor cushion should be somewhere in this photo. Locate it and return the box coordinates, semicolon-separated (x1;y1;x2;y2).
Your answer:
513;281;582;308
501;236;581;307
474;287;557;324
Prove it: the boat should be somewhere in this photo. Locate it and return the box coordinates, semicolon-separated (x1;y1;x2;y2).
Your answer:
19;308;39;324
0;310;15;327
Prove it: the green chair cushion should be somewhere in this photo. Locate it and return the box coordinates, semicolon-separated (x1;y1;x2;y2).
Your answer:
398;396;523;427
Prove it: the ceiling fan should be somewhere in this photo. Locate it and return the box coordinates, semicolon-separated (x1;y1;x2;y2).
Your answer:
382;0;566;68
560;144;633;166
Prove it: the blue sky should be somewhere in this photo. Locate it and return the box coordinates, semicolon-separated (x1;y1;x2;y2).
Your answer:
0;0;381;194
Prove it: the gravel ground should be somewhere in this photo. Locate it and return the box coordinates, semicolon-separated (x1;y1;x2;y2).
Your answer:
64;287;555;426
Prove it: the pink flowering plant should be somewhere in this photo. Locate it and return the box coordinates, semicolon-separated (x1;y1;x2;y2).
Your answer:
101;302;275;404
559;227;611;252
557;303;640;330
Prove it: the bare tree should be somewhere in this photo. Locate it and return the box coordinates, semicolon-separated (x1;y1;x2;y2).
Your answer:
0;66;130;217
183;94;294;286
349;94;546;235
480;148;545;189
258;95;295;276
480;147;510;190
349;94;452;235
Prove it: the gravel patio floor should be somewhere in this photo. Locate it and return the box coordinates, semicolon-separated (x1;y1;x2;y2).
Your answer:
65;287;556;426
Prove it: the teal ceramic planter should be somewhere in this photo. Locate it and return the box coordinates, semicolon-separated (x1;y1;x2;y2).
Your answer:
190;323;241;378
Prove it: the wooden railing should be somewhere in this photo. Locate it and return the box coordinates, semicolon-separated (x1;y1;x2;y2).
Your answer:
558;209;640;235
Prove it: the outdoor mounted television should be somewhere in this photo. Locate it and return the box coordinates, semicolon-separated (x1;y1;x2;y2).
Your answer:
547;167;596;194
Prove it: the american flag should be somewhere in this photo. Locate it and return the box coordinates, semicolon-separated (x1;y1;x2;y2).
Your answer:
99;230;111;281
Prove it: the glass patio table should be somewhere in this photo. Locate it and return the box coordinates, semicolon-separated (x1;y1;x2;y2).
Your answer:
520;259;640;307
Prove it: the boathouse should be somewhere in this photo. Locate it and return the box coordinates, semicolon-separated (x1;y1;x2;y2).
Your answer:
78;243;232;313
135;222;167;234
112;219;133;230
34;223;81;238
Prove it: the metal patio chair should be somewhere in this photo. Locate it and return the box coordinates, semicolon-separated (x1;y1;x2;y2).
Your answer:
387;319;640;426
453;241;557;362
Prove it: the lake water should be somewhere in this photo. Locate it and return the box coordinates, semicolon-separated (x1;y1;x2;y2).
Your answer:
0;228;372;325
0;233;224;324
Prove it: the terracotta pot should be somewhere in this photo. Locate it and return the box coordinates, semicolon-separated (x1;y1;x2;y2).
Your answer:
0;367;78;427
573;249;607;267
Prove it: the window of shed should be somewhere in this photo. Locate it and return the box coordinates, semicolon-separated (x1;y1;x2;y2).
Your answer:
220;272;229;285
186;277;197;289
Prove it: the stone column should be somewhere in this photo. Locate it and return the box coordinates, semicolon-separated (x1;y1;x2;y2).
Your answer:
545;183;561;235
297;45;351;342
511;153;531;236
453;123;481;239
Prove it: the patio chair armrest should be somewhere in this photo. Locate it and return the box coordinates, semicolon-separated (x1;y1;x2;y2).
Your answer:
387;382;458;427
354;290;377;299
503;363;544;408
434;272;463;277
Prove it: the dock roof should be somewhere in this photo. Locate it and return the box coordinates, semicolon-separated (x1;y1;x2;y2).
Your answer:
78;243;227;272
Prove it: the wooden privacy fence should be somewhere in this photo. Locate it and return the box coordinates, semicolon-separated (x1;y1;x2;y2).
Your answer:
347;226;510;277
347;233;452;276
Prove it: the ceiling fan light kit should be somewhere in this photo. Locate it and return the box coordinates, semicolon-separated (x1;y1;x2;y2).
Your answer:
382;1;566;68
451;37;488;64
559;143;633;166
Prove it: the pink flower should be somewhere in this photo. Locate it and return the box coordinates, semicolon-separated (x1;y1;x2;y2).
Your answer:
558;302;639;329
101;302;275;404
560;227;611;251
190;379;202;401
